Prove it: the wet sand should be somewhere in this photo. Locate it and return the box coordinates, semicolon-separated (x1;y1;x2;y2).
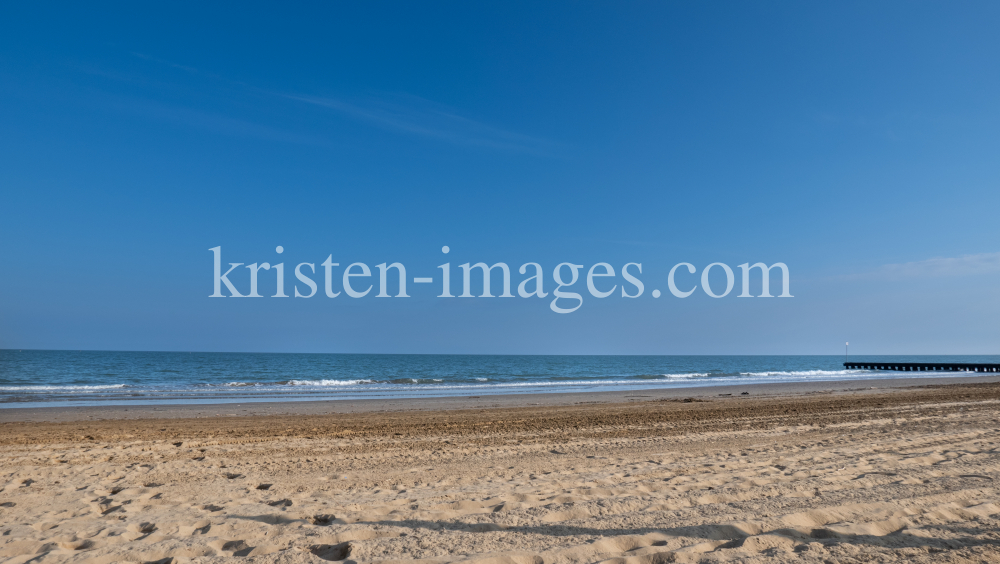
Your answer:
2;377;1000;562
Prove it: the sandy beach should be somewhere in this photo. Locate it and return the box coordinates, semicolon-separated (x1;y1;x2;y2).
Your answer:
2;377;1000;563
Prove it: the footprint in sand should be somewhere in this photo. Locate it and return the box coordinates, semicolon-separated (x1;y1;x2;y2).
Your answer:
853;472;897;480
90;498;120;515
310;514;336;525
122;521;156;541
307;542;352;561
127;522;156;534
209;539;253;556
94;486;124;496
178;520;211;535
57;538;92;551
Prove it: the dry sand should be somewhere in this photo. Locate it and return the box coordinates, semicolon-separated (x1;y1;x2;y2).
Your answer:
2;379;1000;563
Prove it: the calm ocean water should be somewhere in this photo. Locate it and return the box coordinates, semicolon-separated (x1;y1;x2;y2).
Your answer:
1;350;998;408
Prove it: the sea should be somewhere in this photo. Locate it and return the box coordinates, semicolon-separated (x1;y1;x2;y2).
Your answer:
1;350;997;408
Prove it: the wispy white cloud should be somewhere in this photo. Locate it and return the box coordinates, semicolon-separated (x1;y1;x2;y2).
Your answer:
875;252;1000;279
130;52;201;75
286;93;557;155
96;93;327;147
118;53;557;154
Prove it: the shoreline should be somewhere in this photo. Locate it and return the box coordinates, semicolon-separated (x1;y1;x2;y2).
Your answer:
3;374;999;423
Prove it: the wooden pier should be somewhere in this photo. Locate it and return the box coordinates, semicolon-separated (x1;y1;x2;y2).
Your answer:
843;362;1000;372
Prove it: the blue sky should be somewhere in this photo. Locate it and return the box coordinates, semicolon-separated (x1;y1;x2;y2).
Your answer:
1;2;998;354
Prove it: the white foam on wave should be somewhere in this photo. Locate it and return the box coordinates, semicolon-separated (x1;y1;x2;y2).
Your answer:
0;384;129;391
739;369;872;377
271;379;663;390
285;379;375;386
